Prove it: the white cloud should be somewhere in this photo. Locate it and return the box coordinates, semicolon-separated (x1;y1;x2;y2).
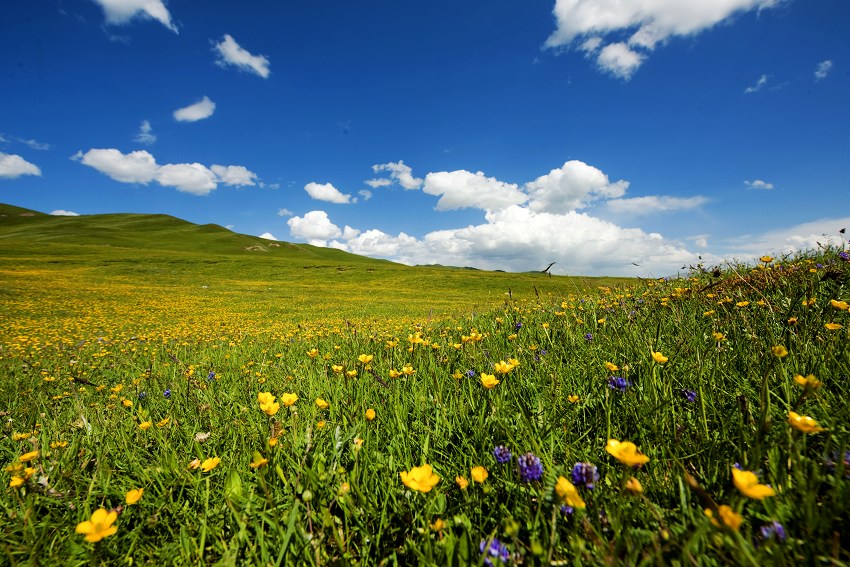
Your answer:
371;161;423;190
75;148;257;196
304;182;353;204
606;195;708;215
525;160;628;213
545;0;780;78
213;34;270;79
721;217;850;259
19;138;50;151
365;178;393;188
277;208;293;217
341;226;361;240
92;0;177;33
173;96;216;122
50;209;80;216
596;42;644;79
745;74;768;94
744;179;774;190
0;152;42;179
423;170;528;211
287;211;342;245
134;120;156;145
259;232;278;241
815;59;833;81
358;189;373;201
211;165;257;186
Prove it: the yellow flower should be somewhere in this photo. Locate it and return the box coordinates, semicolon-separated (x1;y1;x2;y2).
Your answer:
555;476;586;508
429;518;446;532
280;393;298;407
825;322;843;331
268;437;278;448
139;421;152;430
125;488;144;505
624;477;643;494
110;384;124;393
455;475;469;489
365;408;376;421
402;364;416;375
306;348;319;358
480;373;500;389
257;391;275;405
771;345;788;358
200;457;221;472
493;360;515;374
353;437;364;450
345;370;357;378
400;464;440;493
788;411;826;433
712;332;726;342
604;361;619;372
260;399;280;416
732;468;775;499
760;255;773;263
605;439;650;467
357;354;374;364
787;317;798;326
331;364;344;374
736;301;749;308
470;466;488;483
597;318;606;325
651;351;668;364
389;368;402;378
830;299;849;311
122;399;133;408
338;482;350;495
567;395;579;404
315;398;329;410
75;508;118;542
793;374;821;389
157;417;171;428
705;505;742;531
9;476;25;488
316;420;326;429
249;452;269;469
50;441;68;449
19;450;39;463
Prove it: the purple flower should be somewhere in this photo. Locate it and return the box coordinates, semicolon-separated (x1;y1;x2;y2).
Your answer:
514;322;523;330
816;263;824;269
207;371;216;380
560;505;574;517
608;376;632;392
681;389;698;403
479;538;510;566
164;389;171;399
759;521;787;542
570;462;599;490
584;333;593;342
839;251;849;262
517;452;543;482
465;369;476;378
493;445;512;464
137;391;147;400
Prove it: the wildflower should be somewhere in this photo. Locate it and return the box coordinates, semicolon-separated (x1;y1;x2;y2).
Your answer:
493;445;512;464
353;437;364;450
560;505;575;517
429;518;446;532
280;393;298;407
315;398;329;410
306;348;319;358
825;322;843;330
705;505;742;531
357;354;374;364
555;476;586;508
736;301;749;308
249;452;268;469
825;451;850;477
493;360;514;374
316;420;325;429
567;394;579;403
681;389;698;403
163;389;171;399
605;439;650;467
345;370;357;378
188;458;201;469
479;538;510;567
604;361;619;372
651;351;668;364
514;322;523;330
401;364;415;375
111;384;124;393
597;318;606;324
771;345;788;358
365;408;376;421
794;374;821;389
624;477;643;494
125;488;144;505
137;391;147;400
331;365;344;374
760;256;773;263
704;310;715;316
75;508;118;542
200;457;221;472
517;452;543;482
268;437;278;448
839;251;849;262
788;411;825;433
471;466;488;483
571;462;599;489
400;464;440;493
608;376;631;392
259;396;280;416
455;475;469;489
50;441;68;449
464;369;476;378
830;299;849;311
584;333;593;342
712;332;726;342
19;450;39;463
9;476;25;488
338;482;350;495
760;521;787;542
122;399;133;408
207;371;216;381
389;368;402;378
732;468;775;499
480;373;500;389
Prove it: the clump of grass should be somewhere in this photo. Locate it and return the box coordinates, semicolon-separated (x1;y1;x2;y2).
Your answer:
1;245;849;565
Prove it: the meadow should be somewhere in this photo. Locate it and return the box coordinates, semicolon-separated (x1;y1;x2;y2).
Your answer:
1;204;849;565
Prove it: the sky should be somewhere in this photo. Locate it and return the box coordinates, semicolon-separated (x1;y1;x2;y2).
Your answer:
1;0;848;277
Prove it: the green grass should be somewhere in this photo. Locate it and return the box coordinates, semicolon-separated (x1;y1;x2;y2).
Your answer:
1;203;849;565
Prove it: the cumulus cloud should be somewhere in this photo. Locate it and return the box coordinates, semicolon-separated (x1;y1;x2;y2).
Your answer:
371;161;423;190
304;182;353;204
91;0;177;33
545;0;780;78
213;34;270;78
744;179;774;190
606;195;708;215
259;232;278;241
134;120;156;145
815;59;833;81
423;170;528;211
50;210;80;216
173;96;216;122
0;153;42;179
74;148;258;196
525;160;628;213
287;211;343;245
744;74;769;94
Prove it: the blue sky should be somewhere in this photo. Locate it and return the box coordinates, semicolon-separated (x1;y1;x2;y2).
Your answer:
1;0;848;276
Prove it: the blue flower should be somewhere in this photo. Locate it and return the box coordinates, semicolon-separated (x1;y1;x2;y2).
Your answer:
839;251;849;262
465;369;476;378
559;505;574;517
680;389;698;403
517;452;543;482
759;521;787;542
608;376;632;392
514;322;523;330
493;445;512;464
584;333;593;342
207;371;216;380
137;391;147;400
570;462;599;490
164;389;171;399
479;538;510;566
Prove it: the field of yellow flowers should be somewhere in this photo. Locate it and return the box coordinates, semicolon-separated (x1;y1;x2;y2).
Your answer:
2;242;849;565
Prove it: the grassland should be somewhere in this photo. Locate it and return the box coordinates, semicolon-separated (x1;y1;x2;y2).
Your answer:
1;203;849;566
